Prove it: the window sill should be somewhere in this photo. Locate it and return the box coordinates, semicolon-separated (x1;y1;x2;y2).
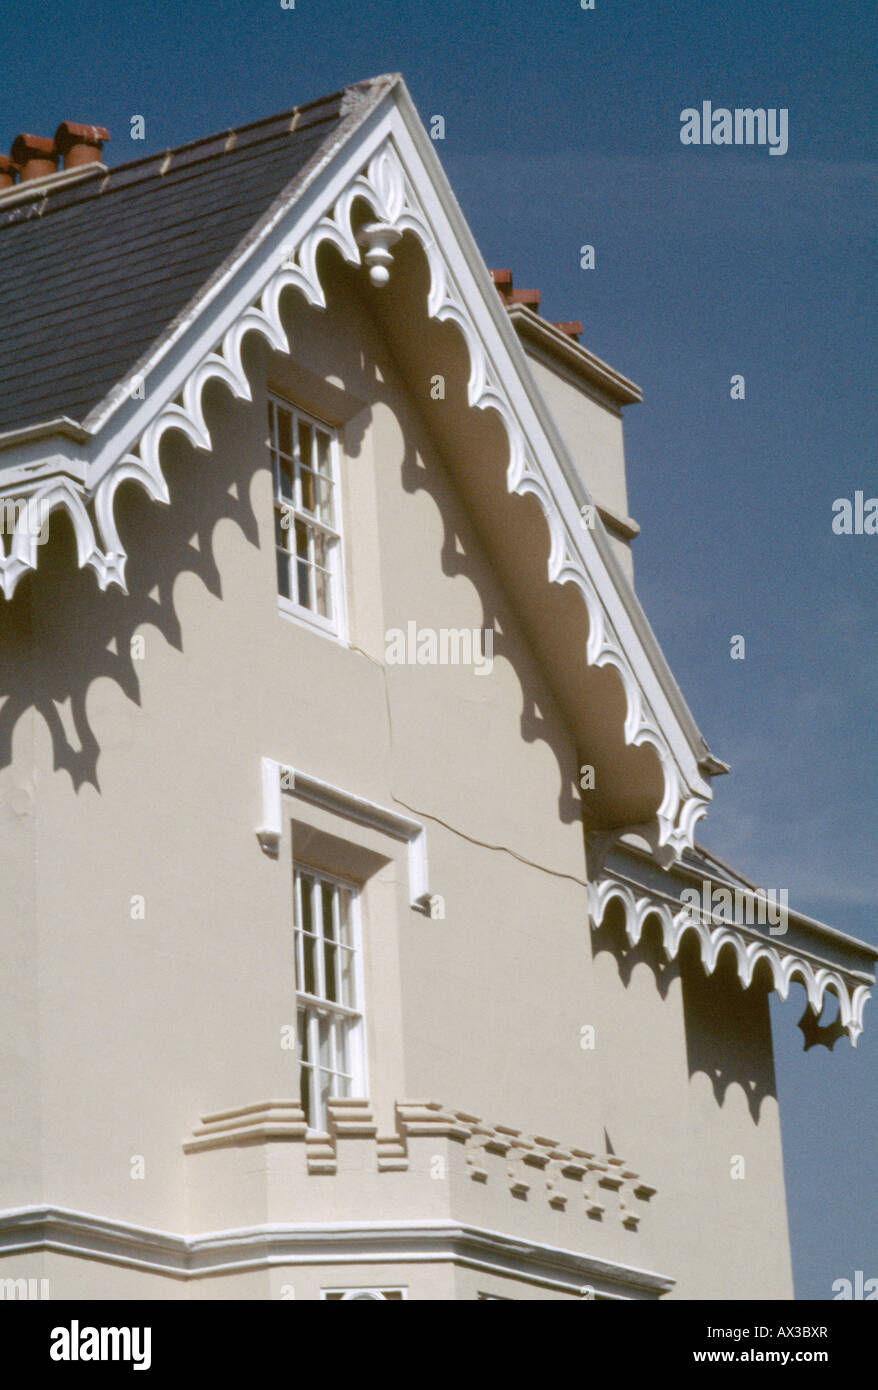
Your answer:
277;598;349;648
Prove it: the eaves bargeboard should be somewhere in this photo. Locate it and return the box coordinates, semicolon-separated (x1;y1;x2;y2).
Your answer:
0;73;719;861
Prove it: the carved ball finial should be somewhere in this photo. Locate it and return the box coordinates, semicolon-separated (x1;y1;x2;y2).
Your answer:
356;221;401;287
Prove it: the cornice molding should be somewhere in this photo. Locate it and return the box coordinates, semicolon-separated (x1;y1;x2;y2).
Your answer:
0;1205;673;1298
590;869;873;1045
0;116;711;858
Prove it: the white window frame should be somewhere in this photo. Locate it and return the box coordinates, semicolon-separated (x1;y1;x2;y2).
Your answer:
294;864;367;1133
268;394;347;641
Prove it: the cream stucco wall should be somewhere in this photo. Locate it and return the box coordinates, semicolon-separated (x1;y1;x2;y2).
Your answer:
0;261;791;1299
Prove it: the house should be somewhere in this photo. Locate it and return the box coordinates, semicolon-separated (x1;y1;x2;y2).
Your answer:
0;75;873;1301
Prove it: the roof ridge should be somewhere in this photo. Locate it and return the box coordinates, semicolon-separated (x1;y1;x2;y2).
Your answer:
0;75;396;220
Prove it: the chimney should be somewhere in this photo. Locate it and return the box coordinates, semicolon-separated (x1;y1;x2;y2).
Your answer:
0;155;19;190
54;121;110;169
490;267;540;312
10;134;59;182
491;270;582;338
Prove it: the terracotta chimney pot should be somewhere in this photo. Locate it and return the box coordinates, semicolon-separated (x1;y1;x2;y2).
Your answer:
0;155;19;190
10;134;59;182
54;121;110;169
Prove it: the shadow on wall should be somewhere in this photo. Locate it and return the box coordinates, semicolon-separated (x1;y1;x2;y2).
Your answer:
0;241;585;821
592;897;777;1124
0;370;264;789
393;380;584;828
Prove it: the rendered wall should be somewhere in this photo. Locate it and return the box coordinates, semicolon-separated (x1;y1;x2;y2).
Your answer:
0;264;791;1299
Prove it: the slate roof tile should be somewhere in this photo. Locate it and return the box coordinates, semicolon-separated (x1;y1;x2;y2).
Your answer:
0;85;371;434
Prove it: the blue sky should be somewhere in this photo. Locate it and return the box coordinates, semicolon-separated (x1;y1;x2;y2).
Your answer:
2;0;875;1298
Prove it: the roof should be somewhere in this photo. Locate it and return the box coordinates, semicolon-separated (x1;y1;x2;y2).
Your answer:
0;84;374;435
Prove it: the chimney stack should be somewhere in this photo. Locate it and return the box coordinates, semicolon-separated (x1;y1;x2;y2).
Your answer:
0;155;19;190
490;268;540;312
10;134;58;182
490;269;581;339
2;123;109;191
54;121;110;169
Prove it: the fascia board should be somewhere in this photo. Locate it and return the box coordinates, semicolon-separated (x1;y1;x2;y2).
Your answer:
611;846;878;977
594;844;875;1043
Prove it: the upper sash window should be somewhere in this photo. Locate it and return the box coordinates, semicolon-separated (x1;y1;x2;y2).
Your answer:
268;396;345;637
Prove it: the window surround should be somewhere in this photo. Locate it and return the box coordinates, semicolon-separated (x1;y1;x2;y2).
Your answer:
257;758;433;912
256;755;419;1131
268;393;348;642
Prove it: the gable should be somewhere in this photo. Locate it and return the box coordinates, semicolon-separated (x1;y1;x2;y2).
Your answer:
0;74;726;867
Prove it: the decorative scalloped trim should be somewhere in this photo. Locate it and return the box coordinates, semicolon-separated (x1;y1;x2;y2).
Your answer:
590;874;871;1046
0;140;707;857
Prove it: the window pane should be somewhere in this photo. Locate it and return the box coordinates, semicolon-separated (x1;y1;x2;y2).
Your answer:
312;530;330;569
318;1068;331;1128
316;429;331;475
274;510;290;550
294;926;304;997
312;532;333;619
318;1015;331;1070
277;407;293;460
297;419;313;470
340;946;356;1008
275;548;291;601
324;942;338;1002
313;566;332;620
302;931;316;995
295;520;311;608
319;475;335;526
300;1062;311;1124
298;873;313;933
300;465;317;515
322;882;336;939
336;1017;351;1074
277;451;294;501
338;889;353;947
298;1011;312;1125
296;469;333;525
